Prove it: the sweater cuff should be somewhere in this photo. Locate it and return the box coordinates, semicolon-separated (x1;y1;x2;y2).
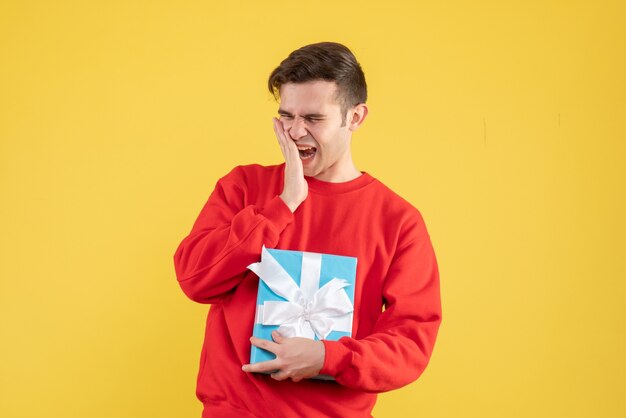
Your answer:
259;195;294;233
320;339;353;377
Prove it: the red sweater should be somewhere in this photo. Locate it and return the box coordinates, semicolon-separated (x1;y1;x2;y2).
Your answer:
173;163;442;418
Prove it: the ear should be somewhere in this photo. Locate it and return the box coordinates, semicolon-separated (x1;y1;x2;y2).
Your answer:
347;103;369;132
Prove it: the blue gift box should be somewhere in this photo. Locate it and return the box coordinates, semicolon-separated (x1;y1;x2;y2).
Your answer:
247;246;358;368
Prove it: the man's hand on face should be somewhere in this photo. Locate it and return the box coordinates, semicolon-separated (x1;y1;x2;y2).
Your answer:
274;117;308;213
242;330;325;382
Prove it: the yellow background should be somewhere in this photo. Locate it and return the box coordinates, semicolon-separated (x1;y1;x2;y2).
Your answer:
1;1;624;417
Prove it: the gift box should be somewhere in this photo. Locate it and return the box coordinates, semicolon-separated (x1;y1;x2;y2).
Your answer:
247;245;357;369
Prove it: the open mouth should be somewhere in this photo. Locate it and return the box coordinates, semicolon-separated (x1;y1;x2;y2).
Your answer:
297;146;317;160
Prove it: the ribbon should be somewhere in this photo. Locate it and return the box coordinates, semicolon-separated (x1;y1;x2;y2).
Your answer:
247;246;354;340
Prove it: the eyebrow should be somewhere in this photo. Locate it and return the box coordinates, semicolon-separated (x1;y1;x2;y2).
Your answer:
278;108;326;118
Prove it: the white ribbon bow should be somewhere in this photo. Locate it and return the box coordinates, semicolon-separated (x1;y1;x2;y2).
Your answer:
247;246;354;340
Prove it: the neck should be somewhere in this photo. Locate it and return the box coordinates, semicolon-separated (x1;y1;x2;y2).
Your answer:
313;159;361;183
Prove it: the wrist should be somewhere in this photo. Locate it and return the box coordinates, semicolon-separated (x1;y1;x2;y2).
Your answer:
279;193;301;213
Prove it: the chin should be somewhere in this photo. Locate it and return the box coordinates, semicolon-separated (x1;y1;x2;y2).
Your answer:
302;165;316;177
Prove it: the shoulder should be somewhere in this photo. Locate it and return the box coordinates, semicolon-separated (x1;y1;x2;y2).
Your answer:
368;175;423;219
368;175;430;245
218;163;284;186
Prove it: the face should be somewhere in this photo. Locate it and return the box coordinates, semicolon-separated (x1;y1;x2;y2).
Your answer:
278;80;365;181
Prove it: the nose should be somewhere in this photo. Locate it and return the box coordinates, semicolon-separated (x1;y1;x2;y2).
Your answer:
287;117;308;140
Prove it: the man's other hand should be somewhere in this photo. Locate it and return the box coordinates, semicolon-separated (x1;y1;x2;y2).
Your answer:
273;117;308;213
242;330;325;382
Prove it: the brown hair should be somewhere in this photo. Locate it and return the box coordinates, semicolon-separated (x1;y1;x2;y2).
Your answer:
268;42;367;125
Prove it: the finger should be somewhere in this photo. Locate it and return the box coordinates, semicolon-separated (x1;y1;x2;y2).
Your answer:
272;117;282;140
273;118;301;170
242;359;281;374
276;116;286;131
273;116;286;133
271;330;285;343
273;118;293;160
275;117;289;137
274;117;296;149
249;336;279;354
291;376;303;383
270;369;291;381
273;118;289;145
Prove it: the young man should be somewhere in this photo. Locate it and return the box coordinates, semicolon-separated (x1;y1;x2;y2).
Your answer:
173;42;442;418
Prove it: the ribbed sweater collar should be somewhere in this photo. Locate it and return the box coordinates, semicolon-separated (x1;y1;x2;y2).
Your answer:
304;171;376;195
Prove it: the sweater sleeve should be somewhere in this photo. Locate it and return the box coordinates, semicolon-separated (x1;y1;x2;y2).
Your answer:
319;214;442;392
173;167;294;304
